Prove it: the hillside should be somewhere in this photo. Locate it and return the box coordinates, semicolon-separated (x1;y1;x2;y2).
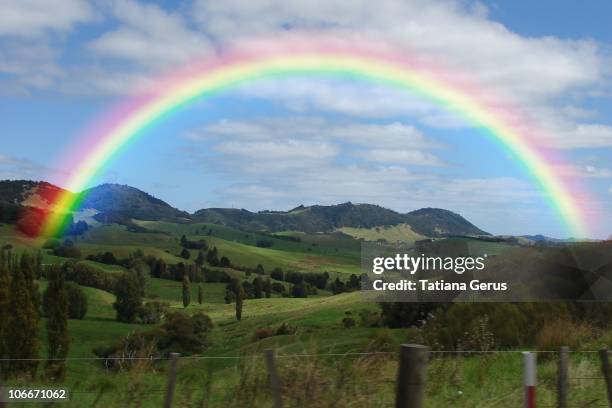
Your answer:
0;180;488;237
0;179;70;211
79;183;190;222
194;202;488;237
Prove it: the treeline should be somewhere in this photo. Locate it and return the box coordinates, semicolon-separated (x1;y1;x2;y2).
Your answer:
0;249;87;381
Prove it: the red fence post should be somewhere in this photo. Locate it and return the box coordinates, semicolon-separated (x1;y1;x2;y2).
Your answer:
523;352;536;408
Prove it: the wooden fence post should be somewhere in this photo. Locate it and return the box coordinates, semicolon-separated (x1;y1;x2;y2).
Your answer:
395;344;428;408
599;348;612;405
264;349;283;408
523;352;537;408
557;347;568;408
164;353;180;408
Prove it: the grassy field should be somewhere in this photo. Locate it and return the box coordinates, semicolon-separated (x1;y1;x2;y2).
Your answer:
338;223;425;244
3;221;612;406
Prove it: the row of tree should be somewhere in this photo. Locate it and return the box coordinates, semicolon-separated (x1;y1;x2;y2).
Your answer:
0;250;86;380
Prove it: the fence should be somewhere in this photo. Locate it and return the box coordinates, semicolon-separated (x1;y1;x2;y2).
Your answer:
1;346;612;407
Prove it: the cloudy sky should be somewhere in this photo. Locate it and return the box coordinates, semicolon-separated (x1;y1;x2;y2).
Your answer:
1;0;611;238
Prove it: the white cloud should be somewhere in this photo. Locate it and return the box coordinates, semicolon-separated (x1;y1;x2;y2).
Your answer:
88;0;214;68
193;0;603;103
0;154;65;180
214;140;339;161
0;0;94;38
190;116;443;149
555;164;612;179
356;149;445;166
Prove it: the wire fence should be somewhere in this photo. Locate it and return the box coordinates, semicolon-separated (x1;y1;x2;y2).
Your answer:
1;348;611;407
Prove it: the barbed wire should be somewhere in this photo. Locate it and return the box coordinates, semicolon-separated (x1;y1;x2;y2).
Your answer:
0;348;608;361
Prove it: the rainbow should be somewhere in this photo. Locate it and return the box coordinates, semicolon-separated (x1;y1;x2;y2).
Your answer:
40;37;591;238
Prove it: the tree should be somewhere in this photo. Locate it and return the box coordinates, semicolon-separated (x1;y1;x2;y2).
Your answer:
6;255;39;378
180;248;191;260
195;251;205;267
44;266;69;380
113;272;143;323
197;284;203;304
182;274;191;308
264;278;272;299
255;263;265;275
0;250;10;374
65;282;88;319
270;267;284;281
253;277;263;299
291;282;308;298
219;256;231;268
235;284;244;321
207;247;219;266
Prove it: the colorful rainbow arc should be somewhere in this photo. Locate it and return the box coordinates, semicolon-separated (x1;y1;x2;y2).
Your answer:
41;45;591;238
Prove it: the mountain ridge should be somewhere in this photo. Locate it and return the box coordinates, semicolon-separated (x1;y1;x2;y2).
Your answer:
0;179;488;237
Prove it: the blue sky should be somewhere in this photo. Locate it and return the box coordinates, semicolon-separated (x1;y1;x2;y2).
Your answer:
1;0;611;239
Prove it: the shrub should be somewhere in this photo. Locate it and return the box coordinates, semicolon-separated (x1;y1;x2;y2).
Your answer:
138;301;169;324
253;327;276;341
342;312;356;329
359;309;380;328
535;318;595;352
93;312;214;370
65;282;87;319
275;322;296;336
53;245;81;259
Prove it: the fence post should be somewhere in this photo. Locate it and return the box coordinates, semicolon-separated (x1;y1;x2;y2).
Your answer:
395;344;428;408
264;349;283;408
557;347;568;408
164;353;180;408
599;347;612;405
523;352;537;408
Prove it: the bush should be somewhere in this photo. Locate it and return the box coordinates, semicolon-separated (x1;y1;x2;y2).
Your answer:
93;312;214;370
275;322;296;336
342;312;356;329
535;318;595;351
271;282;285;293
138;301;169;324
61;261;118;293
359;309;380;328
253;327;276;341
252;323;296;342
53;245;81;259
65;282;87;319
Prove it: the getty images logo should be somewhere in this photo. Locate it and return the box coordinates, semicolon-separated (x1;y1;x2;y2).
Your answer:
372;253;488;275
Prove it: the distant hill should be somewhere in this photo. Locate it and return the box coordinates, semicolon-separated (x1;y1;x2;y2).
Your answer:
79;184;190;222
0;180;488;237
0;179;69;210
194;202;488;237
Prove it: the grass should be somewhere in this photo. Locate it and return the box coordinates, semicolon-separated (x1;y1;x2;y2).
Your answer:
338;223;425;244
4;222;612;406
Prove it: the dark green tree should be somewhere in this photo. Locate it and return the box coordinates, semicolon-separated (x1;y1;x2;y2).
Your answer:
264;278;272;298
195;251;205;267
0;250;10;375
65;282;88;319
219;256;231;268
197;284;203;304
255;263;265;275
207;247;219;266
180;248;191;260
44;266;69;380
235;284;244;321
113;272;143;323
6;255;39;378
182;274;191;308
253;277;263;299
